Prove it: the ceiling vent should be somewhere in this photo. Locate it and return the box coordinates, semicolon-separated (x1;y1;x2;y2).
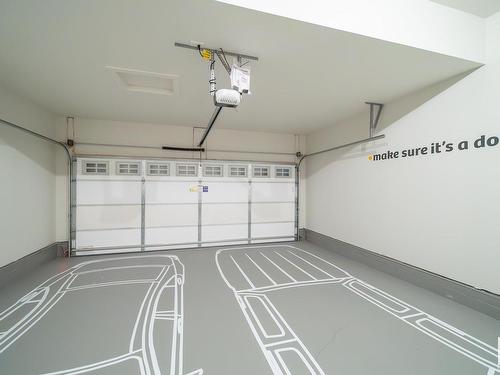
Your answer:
107;66;179;95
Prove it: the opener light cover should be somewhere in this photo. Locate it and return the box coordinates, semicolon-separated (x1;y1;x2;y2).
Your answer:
214;89;240;108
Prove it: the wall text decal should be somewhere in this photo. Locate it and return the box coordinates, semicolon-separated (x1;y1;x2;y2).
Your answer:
368;134;499;161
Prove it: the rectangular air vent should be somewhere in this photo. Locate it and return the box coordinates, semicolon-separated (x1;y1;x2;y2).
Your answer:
176;163;198;177
107;66;179;96
203;164;223;177
116;162;141;175
83;161;108;175
253;166;270;178
147;162;170;176
229;165;248;177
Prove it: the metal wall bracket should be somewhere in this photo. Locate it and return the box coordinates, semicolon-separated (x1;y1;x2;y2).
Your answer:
365;102;384;137
215;50;232;75
174;42;259;61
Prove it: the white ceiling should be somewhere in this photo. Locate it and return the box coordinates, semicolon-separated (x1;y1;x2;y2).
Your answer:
0;0;480;134
431;0;500;18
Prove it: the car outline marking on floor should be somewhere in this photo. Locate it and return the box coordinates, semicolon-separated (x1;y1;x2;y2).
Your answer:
216;244;499;375
0;255;203;375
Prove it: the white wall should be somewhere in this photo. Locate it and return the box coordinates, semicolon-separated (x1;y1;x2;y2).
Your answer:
54;118;305;241
0;84;58;267
217;0;485;62
305;12;500;295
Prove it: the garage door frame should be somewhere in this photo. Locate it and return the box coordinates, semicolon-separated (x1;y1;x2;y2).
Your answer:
70;155;298;256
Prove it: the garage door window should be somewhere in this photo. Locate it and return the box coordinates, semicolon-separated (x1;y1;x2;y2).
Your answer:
147;162;170;176
203;164;223;177
229;165;247;177
275;167;292;178
176;163;198;177
83;161;108;175
253;166;270;178
116;162;141;175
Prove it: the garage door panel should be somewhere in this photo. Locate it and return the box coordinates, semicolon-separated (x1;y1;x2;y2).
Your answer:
76;229;141;249
74;158;296;254
146;227;198;246
201;182;248;203
77;181;141;205
76;206;141;230
251;222;295;238
202;203;248;225
146;181;198;204
252;202;295;223
252;182;294;202
202;224;248;242
146;204;198;227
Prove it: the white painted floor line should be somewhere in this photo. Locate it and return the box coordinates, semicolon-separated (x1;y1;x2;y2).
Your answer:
286;250;336;279
264;338;298;348
245;253;278;285
239;278;346;294
259;252;297;282
216;248;326;375
75;264;164;275
243;295;286;339
274;252;316;280
343;278;499;366
184;370;203;375
66;279;157;291
230;254;256;289
40;352;145;375
344;279;411;314
0;255;203;375
401;312;425;320
275;347;319;375
216;245;500;375
130;283;156;353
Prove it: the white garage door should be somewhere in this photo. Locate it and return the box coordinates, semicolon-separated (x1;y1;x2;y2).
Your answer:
72;157;296;255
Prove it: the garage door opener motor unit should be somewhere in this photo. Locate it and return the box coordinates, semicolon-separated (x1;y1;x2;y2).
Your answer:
175;42;258;146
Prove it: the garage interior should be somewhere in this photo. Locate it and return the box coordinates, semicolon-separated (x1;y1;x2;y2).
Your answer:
0;1;499;374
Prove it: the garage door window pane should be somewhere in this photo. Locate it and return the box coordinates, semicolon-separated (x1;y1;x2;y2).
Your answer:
275;167;291;178
147;162;170;176
203;165;223;177
229;166;247;177
253;166;270;178
176;164;198;177
116;162;141;175
83;161;108;175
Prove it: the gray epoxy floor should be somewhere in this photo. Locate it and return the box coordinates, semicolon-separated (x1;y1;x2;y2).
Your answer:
0;241;499;375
